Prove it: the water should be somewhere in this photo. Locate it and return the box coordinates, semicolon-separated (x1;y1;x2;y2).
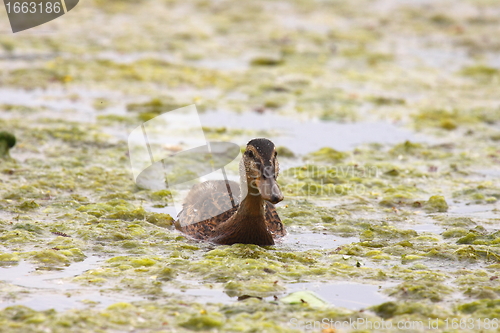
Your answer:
0;88;97;122
281;231;359;251
1;76;495;315
448;202;498;218
0;290;141;312
287;282;392;310
399;217;445;234
1;258;390;311
146;205;178;217
0;256;102;290
145;204;360;250
1;86;432;159
410;223;444;234
0;256;143;311
163;285;233;304
161;281;392;310
199;110;429;155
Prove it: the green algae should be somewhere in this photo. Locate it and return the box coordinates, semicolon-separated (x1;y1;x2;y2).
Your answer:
92;98;113;111
458;299;500;317
0;0;500;332
16;201;40;211
371;301;453;320
0;131;16;159
4;67;71;89
388;281;453;302
13;223;43;234
453;183;500;205
368;96;406;106
442;228;469;238
456;229;500;246
0;253;20;265
389;141;425;156
5;58;234;92
341;46;394;66
276;146;295;158
280;291;329;307
250;56;284;67
178;312;225;330
425;195;449;213
29;249;84;266
0;132;16;149
461;65;500;79
127;98;186;118
413;108;500;133
306;147;348;163
145;213;174;228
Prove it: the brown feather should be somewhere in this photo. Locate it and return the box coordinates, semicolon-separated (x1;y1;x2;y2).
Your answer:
175;139;286;245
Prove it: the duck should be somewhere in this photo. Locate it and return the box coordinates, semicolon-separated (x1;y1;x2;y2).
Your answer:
175;138;286;246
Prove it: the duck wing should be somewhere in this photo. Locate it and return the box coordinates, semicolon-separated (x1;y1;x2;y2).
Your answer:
175;180;240;240
265;202;286;238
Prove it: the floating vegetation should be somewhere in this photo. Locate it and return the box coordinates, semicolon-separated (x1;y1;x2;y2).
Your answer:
461;65;500;80
1;0;500;331
0;131;16;159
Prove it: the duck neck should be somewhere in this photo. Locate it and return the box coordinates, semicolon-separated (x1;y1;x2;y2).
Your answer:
238;178;265;217
210;178;273;246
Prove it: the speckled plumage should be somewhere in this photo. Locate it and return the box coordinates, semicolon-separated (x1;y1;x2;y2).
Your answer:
175;139;286;246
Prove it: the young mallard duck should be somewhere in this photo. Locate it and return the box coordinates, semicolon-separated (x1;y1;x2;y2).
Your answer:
175;138;286;246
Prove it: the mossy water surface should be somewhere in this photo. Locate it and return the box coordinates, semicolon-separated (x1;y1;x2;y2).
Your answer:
1;0;500;332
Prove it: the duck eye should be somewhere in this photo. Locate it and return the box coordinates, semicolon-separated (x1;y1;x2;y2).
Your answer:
247;150;254;158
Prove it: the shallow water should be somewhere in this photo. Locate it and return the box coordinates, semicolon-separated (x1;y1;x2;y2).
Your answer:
399;222;444;235
146;205;178;217
281;231;360;251
0;289;142;312
165;281;393;311
146;205;360;250
1;257;388;312
199;110;431;155
163;284;233;305
0;86;432;157
0;88;97;122
0;256;145;312
0;256;103;290
287;282;392;310
1;0;499;327
447;203;499;220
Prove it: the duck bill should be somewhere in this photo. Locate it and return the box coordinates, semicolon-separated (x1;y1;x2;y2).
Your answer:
257;178;284;204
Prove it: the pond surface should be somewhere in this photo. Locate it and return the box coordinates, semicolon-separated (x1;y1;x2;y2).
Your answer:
0;257;144;311
1;0;500;331
199;110;432;155
1;256;390;312
287;282;392;310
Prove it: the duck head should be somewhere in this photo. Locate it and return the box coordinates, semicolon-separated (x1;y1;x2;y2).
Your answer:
240;138;284;204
